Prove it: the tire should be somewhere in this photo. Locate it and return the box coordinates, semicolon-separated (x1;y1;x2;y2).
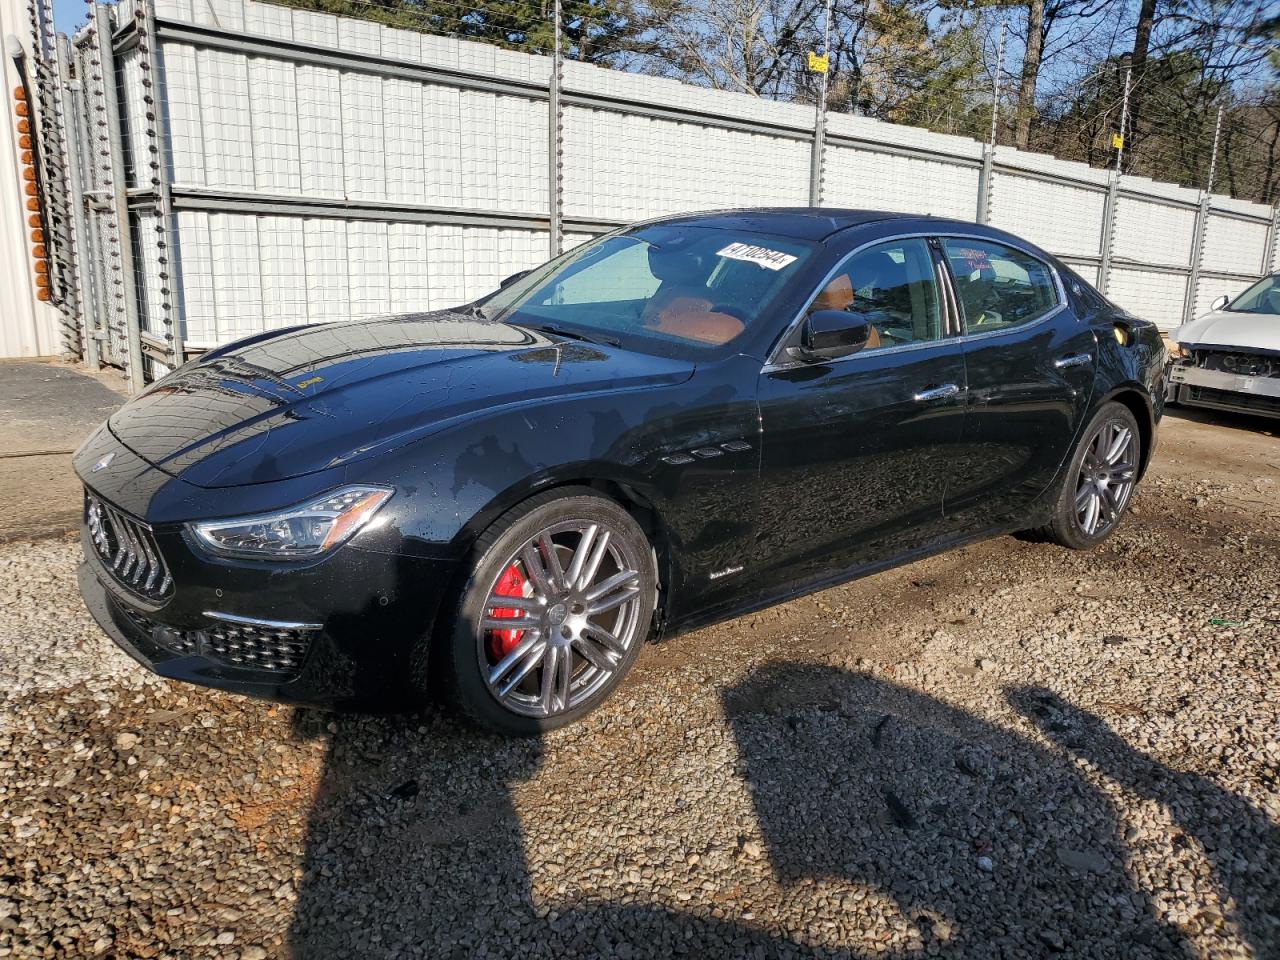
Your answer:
441;487;656;736
1032;401;1142;550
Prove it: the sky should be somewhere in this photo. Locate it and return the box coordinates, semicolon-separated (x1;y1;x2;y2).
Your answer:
52;0;91;35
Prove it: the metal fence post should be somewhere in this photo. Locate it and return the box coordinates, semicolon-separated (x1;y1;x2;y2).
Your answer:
976;22;1006;225
976;151;994;226
23;0;79;331
137;0;184;370
1184;196;1211;324
1098;176;1120;294
56;34;99;368
94;1;145;390
1266;205;1280;274
807;0;833;206
1183;105;1223;326
546;0;563;258
72;39;109;369
1099;68;1131;295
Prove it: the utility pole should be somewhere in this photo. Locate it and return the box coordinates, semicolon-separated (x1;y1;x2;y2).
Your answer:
1099;66;1132;295
547;0;563;258
1204;104;1223;195
808;0;833;206
976;20;1006;224
1114;67;1131;173
988;21;1006;150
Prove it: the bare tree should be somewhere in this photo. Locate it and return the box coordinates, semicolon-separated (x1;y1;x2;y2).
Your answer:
630;0;823;94
1013;0;1045;146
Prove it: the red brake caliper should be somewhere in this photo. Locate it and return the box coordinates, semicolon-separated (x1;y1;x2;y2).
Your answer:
487;564;527;661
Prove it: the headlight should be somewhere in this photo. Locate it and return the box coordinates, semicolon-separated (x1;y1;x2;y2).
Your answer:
189;486;393;560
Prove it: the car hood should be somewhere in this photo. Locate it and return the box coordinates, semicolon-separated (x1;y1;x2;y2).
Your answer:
1173;310;1280;353
106;312;695;488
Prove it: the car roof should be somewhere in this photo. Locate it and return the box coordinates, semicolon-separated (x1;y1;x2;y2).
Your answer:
649;208;982;242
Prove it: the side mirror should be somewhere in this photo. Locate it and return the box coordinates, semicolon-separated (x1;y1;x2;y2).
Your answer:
500;269;531;289
790;310;872;362
1210;294;1229;312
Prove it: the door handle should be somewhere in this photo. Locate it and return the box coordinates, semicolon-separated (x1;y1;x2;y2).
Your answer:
1054;352;1092;370
913;383;961;402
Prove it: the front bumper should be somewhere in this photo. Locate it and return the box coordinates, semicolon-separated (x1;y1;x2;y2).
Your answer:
1168;364;1280;418
78;525;459;710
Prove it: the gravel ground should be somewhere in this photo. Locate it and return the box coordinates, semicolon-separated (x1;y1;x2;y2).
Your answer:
1;412;1277;960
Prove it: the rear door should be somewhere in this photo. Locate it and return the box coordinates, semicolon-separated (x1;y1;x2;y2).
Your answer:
940;236;1098;530
753;236;968;590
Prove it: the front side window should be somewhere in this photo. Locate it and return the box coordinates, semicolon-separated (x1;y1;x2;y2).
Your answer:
943;239;1058;333
804;238;943;351
1226;275;1280;315
481;225;815;359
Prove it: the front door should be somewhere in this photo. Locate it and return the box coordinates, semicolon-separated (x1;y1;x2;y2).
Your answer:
939;236;1098;530
755;237;968;591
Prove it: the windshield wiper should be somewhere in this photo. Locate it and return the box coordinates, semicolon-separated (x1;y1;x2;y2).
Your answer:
522;322;620;348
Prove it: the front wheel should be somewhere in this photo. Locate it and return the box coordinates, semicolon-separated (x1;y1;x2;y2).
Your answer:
442;488;656;735
1033;401;1142;550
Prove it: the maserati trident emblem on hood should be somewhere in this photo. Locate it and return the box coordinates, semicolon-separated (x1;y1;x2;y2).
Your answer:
91;452;115;473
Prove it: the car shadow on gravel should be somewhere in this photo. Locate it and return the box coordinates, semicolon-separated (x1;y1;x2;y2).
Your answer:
1009;686;1280;958
286;664;1255;958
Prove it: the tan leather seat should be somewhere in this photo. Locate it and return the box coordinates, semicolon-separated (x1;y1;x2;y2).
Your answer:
811;274;880;349
813;274;855;312
643;294;744;345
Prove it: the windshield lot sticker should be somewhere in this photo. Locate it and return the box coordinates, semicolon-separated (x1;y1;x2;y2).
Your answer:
717;243;798;271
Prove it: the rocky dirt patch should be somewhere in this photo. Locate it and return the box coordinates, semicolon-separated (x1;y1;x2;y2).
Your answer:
1;414;1277;959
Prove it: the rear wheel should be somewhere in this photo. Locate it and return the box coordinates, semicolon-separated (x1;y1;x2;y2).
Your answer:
1033;401;1141;549
443;488;656;735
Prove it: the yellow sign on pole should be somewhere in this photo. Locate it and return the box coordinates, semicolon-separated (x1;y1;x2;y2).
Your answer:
808;51;829;74
1111;133;1124;150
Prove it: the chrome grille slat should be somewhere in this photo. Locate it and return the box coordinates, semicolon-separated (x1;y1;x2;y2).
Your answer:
84;492;173;602
111;506;139;579
107;508;129;573
124;509;148;585
138;528;159;592
107;507;132;575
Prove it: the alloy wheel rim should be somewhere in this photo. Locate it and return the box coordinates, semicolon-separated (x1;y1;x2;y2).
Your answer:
1075;418;1137;537
477;521;643;718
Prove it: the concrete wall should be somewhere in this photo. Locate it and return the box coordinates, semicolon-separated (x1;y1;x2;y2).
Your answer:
66;0;1280;358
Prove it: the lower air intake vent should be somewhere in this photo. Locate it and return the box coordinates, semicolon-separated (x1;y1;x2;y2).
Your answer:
202;617;316;673
113;602;317;676
1186;386;1280;417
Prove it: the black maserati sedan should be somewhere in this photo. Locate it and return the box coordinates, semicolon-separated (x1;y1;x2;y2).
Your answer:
75;209;1166;734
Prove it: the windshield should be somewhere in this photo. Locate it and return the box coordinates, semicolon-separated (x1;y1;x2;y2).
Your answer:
478;224;815;359
1226;276;1280;315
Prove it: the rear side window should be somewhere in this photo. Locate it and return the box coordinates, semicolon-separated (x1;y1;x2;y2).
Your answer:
943;239;1059;333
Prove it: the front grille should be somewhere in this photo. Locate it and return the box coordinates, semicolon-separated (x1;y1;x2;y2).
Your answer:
1196;350;1279;379
1186;385;1280;417
114;599;316;676
85;492;173;602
